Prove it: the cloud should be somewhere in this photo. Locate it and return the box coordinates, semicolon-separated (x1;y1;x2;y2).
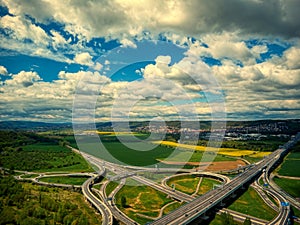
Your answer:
0;0;300;121
282;46;300;69
120;38;137;48
74;52;93;66
50;30;71;50
0;65;8;75
0;14;49;45
2;0;300;41
93;62;103;71
5;71;42;87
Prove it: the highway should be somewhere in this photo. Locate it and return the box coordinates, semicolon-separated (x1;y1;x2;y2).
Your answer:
97;179;138;225
160;171;230;190
82;152;195;202
269;173;300;211
76;132;300;225
150;133;300;225
217;209;268;225
84;153;269;225
81;168;114;225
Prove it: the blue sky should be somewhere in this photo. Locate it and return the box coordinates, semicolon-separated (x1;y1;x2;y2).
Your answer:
0;0;299;122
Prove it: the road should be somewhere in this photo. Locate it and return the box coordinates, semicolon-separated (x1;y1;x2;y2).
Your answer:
217;209;268;225
81;168;114;225
84;153;269;225
15;172;95;190
96;179;139;225
150;133;300;225
269;173;300;210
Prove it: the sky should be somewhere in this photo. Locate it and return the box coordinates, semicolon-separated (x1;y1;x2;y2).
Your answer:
0;0;300;122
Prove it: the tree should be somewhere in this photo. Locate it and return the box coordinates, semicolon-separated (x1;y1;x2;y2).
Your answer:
243;217;251;225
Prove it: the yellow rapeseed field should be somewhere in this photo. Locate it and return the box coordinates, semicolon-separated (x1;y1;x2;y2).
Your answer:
156;140;257;157
248;151;272;158
84;131;137;135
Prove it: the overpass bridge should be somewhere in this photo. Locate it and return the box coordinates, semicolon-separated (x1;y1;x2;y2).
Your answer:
150;132;300;225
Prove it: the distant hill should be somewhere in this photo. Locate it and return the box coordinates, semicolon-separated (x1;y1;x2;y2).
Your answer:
0;121;71;131
0;119;299;134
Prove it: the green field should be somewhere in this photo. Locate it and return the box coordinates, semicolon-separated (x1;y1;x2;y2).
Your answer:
228;187;277;220
1;142;94;173
39;176;89;185
115;179;174;224
278;150;300;178
75;134;238;168
160;150;236;163
277;143;300;177
273;177;300;198
220;139;287;152
75;136;176;167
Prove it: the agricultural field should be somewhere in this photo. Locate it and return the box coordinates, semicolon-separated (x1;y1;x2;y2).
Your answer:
115;179;176;224
74;135;177;167
277;143;300;177
0;142;94;173
228;187;277;221
220;139;288;152
158;150;235;163
273;177;300;198
156;140;271;157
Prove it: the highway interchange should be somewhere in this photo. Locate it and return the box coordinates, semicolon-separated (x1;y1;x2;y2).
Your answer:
80;132;300;225
13;132;300;225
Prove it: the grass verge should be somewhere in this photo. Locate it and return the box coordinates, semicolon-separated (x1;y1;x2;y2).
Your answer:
228;187;277;221
273;177;300;198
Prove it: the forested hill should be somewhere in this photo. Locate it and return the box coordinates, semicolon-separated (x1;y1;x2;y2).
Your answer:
0;121;71;131
0;131;56;150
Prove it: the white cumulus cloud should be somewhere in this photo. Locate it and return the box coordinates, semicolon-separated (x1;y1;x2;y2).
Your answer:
74;52;93;66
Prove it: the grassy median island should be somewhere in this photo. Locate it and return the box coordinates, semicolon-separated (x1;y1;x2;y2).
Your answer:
0;175;101;225
162;201;184;215
105;181;119;196
166;174;222;195
228;187;277;221
39;176;90;186
21;173;40;179
115;179;177;224
167;174;200;194
197;178;222;195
